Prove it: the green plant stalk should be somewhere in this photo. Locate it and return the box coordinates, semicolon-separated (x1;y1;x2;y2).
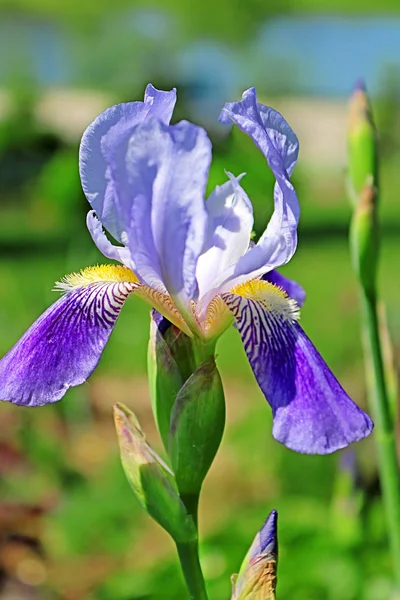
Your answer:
176;540;209;600
362;288;400;587
173;339;215;599
181;492;200;529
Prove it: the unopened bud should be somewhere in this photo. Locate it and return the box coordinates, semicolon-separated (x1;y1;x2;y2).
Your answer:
232;510;278;600
114;403;196;543
148;311;185;451
350;178;379;296
169;358;225;496
347;79;378;206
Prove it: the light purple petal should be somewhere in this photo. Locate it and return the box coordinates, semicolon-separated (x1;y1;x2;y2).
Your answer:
109;118;210;304
0;281;137;406
222;291;373;454
86;211;135;270
196;172;253;302
79;84;176;242
263;270;306;307
218;88;300;289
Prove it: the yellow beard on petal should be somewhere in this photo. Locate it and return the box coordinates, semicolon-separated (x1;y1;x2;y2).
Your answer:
230;279;300;322
55;265;139;291
54;264;193;337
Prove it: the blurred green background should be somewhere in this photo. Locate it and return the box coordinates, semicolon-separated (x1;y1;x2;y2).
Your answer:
1;0;400;598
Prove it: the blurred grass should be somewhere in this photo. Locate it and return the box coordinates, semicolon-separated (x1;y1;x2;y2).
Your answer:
2;0;400;28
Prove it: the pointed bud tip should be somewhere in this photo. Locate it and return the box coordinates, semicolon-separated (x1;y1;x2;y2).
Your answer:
354;78;367;93
260;509;278;556
113;403;142;437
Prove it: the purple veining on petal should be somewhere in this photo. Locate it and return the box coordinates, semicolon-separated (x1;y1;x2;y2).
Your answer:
0;281;136;406
222;292;373;454
109;118;210;303
218;88;300;288
79;84;176;243
263;270;306;307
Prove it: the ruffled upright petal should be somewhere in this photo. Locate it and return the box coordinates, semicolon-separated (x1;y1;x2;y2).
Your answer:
109;118;211;307
196;172;253;302
79;84;176;242
222;280;373;454
219;88;300;288
86;211;134;269
0;268;138;406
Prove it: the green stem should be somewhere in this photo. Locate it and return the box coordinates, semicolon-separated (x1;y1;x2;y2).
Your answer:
362;290;400;588
181;492;200;529
176;540;208;600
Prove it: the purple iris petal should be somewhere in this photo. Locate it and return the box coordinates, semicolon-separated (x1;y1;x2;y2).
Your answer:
0;282;136;406
219;88;300;287
86;211;135;270
109;118;210;303
196;172;253;301
222;293;373;454
263;270;306;307
79;84;176;243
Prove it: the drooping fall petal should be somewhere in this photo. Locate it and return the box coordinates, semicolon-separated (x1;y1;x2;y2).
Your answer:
0;267;138;406
222;280;373;454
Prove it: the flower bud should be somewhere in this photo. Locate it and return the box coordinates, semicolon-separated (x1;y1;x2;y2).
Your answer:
231;510;278;600
169;358;225;496
147;311;185;451
349;178;379;297
113;403;196;543
347;79;378;206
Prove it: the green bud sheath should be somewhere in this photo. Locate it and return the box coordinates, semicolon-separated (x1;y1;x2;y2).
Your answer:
169;358;226;497
148;317;184;451
163;323;197;383
114;403;197;544
349;181;379;298
347;81;378;206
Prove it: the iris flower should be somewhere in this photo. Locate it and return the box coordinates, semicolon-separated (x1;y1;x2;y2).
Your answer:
0;84;373;454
